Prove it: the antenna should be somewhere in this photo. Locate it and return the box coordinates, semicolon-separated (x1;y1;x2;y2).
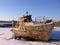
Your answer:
43;16;46;23
26;11;28;15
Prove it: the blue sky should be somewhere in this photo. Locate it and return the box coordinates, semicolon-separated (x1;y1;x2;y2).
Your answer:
0;0;60;20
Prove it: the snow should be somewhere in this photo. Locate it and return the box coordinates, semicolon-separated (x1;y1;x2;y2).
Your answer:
54;27;60;30
0;27;60;45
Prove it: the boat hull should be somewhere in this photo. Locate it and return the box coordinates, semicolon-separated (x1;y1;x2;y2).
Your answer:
13;22;54;41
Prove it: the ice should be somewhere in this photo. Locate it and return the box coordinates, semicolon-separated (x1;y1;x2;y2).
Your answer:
0;27;60;45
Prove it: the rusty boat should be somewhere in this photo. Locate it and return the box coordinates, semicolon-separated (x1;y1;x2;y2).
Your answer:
12;12;54;41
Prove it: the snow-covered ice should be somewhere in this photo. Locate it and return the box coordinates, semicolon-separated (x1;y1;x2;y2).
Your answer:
0;27;60;45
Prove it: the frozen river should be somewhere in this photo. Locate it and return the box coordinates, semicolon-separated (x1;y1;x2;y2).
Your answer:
0;27;60;45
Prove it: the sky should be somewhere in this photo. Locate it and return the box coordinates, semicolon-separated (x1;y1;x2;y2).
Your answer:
0;0;60;21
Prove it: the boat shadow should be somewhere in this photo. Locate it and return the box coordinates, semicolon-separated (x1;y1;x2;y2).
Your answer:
49;30;60;42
